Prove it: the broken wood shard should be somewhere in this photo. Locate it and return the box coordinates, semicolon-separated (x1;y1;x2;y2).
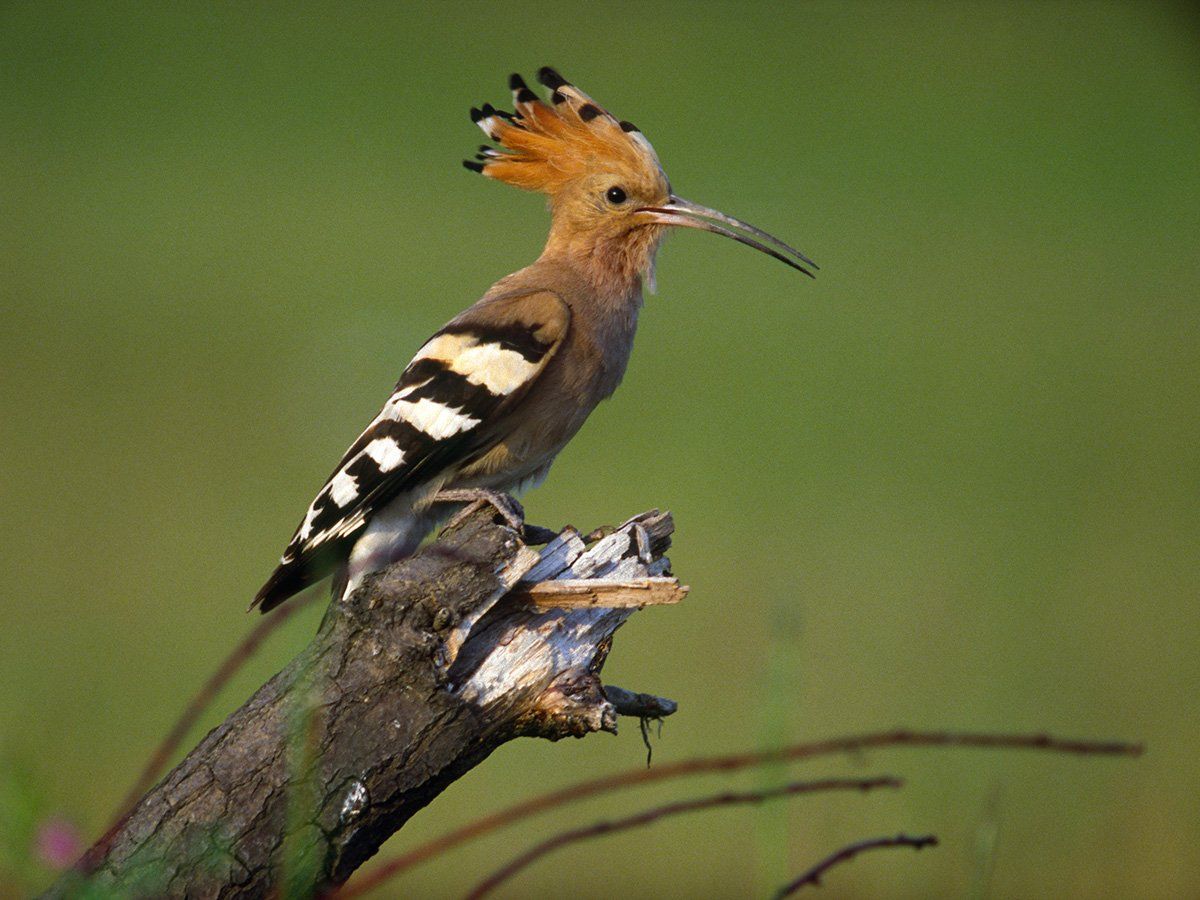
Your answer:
511;577;688;608
603;685;679;719
448;509;682;712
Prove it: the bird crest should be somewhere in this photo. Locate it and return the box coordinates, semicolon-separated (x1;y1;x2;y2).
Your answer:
465;67;667;197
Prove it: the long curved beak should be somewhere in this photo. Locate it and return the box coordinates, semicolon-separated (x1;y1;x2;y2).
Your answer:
636;196;817;278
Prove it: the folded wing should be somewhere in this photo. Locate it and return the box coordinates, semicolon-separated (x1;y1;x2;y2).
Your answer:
253;291;570;611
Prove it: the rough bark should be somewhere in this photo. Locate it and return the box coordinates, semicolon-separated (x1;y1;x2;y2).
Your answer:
51;505;683;898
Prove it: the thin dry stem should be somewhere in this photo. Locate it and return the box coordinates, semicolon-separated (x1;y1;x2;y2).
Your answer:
775;833;939;896
463;777;903;900
338;729;1142;896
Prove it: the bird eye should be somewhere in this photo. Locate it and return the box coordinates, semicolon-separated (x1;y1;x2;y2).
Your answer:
605;186;627;205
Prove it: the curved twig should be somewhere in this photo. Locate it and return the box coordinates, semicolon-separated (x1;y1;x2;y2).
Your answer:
338;729;1141;896
775;833;939;896
464;777;903;900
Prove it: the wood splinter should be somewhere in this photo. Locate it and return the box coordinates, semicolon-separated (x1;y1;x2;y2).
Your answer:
512;577;689;609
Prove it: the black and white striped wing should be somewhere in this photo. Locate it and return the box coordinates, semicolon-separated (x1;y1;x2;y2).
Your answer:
253;291;570;611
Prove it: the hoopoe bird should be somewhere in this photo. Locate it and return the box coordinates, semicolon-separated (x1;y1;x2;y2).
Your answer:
252;67;815;613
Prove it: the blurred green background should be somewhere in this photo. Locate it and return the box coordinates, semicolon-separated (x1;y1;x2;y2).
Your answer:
2;1;1198;896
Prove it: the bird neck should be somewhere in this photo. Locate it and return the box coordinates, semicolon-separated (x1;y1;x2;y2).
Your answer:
539;222;660;301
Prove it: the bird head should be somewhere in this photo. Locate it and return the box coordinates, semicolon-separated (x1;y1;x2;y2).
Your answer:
466;68;815;290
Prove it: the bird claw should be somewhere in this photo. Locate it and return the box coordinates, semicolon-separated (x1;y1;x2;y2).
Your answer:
434;490;558;544
521;524;560;545
434;489;526;535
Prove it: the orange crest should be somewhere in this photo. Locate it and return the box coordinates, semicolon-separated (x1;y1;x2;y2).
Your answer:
465;68;667;197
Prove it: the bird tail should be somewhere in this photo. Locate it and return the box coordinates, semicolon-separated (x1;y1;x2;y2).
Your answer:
250;560;319;613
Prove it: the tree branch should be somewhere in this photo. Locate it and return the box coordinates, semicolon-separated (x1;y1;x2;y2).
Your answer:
50;506;684;898
104;593;318;842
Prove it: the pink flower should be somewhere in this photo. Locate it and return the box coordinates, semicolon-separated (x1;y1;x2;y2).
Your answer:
35;817;82;870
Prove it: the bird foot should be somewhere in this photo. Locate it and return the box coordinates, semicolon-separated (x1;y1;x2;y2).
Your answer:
433;490;558;544
521;524;560;545
434;488;527;536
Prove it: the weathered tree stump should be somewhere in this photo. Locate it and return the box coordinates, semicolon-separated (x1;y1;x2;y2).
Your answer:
52;505;685;898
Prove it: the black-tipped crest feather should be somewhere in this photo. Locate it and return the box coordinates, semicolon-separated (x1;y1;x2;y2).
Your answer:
461;67;669;197
537;66;568;89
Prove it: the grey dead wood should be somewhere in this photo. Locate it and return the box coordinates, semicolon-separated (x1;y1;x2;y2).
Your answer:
49;505;683;899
